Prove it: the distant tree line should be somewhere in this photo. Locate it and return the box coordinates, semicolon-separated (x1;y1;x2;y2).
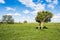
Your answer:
0;15;14;24
0;15;28;24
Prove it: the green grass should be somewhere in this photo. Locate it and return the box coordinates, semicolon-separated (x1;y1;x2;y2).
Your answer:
0;23;60;40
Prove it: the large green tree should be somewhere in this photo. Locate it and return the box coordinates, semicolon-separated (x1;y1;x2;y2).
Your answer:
2;15;14;24
35;11;53;29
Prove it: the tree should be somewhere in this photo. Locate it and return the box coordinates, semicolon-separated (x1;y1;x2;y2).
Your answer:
35;11;53;29
2;15;14;24
24;20;27;23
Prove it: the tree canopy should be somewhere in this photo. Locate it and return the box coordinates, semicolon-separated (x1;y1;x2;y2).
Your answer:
35;11;53;23
35;11;53;29
24;20;27;23
2;15;14;24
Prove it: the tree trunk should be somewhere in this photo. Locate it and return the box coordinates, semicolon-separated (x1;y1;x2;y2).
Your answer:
40;22;44;29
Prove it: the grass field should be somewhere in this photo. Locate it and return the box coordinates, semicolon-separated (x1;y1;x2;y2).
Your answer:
0;23;60;40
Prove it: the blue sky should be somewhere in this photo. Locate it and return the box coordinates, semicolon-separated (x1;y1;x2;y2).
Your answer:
0;0;60;22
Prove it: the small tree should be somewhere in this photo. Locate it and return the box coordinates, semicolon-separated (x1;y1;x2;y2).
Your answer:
2;15;14;24
24;20;27;23
35;11;53;29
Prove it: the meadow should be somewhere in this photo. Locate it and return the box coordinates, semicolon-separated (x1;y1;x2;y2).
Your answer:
0;23;60;40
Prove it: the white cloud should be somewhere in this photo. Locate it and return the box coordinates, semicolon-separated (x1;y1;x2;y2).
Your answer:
46;0;58;9
47;4;54;9
53;0;58;5
34;4;45;11
0;0;5;4
14;13;21;16
5;13;21;16
5;13;12;15
36;0;41;3
45;0;58;5
19;0;36;7
19;0;58;10
22;16;35;23
46;0;52;2
31;11;37;16
23;10;30;14
19;0;45;11
51;13;60;22
6;7;16;11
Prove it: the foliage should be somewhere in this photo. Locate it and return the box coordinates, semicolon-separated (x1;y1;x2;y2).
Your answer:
35;11;53;23
35;11;53;29
24;20;27;23
2;15;14;24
